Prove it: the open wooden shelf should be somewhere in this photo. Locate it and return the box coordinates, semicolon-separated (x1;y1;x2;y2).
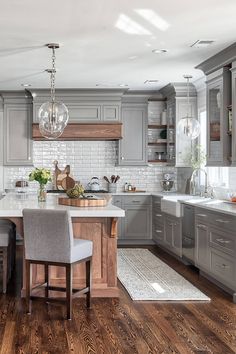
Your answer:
148;159;167;163
148;124;167;129
148;142;175;146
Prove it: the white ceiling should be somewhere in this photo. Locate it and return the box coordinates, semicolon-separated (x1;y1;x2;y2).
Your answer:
0;0;236;91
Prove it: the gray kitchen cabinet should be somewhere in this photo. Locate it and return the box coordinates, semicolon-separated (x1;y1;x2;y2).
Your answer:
2;93;33;166
231;61;236;165
164;215;182;257
124;204;151;239
195;206;236;301
30;89;123;123
152;196;164;244
206;67;231;166
160;83;197;167
118;104;147;166
112;195;152;243
195;220;210;271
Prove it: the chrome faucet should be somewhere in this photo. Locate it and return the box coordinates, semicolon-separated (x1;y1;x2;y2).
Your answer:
190;168;208;197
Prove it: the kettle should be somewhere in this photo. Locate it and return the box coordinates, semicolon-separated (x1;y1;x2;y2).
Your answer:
87;177;100;191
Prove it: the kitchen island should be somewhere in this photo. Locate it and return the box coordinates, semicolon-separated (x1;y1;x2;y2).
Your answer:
0;193;125;297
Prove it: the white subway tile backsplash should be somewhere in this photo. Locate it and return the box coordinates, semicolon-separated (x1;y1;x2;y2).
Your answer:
3;140;177;192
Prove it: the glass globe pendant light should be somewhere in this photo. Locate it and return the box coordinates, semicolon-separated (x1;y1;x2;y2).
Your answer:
39;43;69;139
177;75;200;140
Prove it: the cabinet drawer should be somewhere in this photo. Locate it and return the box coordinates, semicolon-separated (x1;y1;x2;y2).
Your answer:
152;196;162;207
153;226;164;242
209;228;235;255
210;249;236;288
196;207;236;233
112;196;123;205
123;195;150;206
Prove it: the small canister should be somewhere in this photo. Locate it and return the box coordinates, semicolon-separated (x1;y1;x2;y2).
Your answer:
161;109;167;125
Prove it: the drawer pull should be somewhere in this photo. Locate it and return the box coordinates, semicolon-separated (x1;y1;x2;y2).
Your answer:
196;214;207;217
155;214;162;217
216;263;230;269
154;201;161;205
155;229;162;233
215;238;231;244
197;224;207;230
167;222;173;226
132;200;141;203
216;219;230;224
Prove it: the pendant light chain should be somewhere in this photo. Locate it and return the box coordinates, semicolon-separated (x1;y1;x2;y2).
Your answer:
51;46;56;104
38;43;69;139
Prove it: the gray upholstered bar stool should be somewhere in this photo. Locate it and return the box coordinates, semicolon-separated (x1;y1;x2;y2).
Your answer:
23;209;93;320
0;221;16;293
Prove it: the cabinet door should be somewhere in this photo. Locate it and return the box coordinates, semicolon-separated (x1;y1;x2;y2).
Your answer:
166;98;176;166
195;222;210;270
175;97;197;167
118;105;147;166
206;68;231;166
124;205;151;239
173;220;182;257
165;216;173;247
4;104;33;166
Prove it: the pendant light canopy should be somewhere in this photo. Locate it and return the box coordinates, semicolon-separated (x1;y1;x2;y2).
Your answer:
39;43;69;139
177;75;200;140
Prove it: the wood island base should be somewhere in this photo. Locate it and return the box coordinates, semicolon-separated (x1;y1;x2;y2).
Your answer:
3;216;119;298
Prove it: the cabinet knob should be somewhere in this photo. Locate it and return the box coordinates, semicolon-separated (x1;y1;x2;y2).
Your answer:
121;156;124;160
28;156;31;160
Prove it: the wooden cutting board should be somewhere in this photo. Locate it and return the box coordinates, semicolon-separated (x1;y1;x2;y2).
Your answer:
61;172;75;190
58;197;107;207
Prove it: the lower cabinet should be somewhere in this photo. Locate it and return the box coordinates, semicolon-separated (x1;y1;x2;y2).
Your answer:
164;215;182;257
152;196;182;257
195;207;236;297
112;195;151;243
195;221;210;271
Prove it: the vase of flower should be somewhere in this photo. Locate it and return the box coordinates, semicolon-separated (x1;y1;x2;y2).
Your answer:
29;168;51;202
38;183;47;202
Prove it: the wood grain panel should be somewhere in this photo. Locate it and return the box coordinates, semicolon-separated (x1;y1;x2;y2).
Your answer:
32;122;122;140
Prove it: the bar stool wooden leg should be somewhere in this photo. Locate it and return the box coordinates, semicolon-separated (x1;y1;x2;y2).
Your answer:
45;264;49;298
2;248;8;294
25;260;31;314
86;259;92;309
66;264;72;320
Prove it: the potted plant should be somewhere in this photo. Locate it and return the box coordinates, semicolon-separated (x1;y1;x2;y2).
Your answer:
29;168;51;202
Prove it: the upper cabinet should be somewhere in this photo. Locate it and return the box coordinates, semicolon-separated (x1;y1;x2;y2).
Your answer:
206;68;231;166
196;42;236;167
2;92;33;166
29;89;124;123
118;102;147;166
160;83;197;167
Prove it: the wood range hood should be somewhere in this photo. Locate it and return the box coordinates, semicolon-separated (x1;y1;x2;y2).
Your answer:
32;122;122;141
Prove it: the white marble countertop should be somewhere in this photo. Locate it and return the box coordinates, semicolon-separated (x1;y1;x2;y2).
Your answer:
0;193;125;218
182;198;236;217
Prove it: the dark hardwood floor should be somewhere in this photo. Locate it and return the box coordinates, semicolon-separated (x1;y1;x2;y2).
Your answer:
0;246;235;354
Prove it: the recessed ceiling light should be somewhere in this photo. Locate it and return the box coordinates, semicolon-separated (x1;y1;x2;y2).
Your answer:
144;80;159;84
128;55;138;60
21;83;31;87
190;40;215;48
152;49;168;54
